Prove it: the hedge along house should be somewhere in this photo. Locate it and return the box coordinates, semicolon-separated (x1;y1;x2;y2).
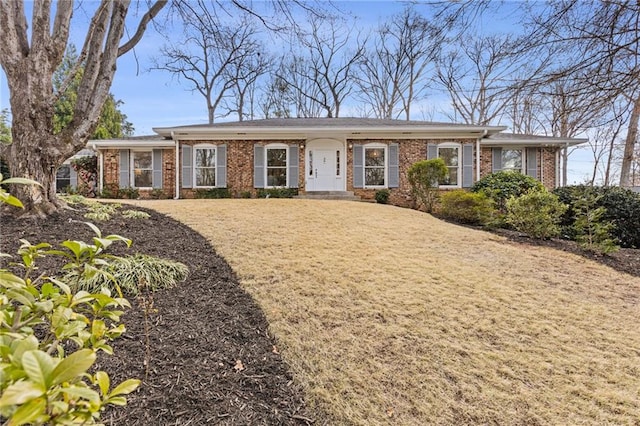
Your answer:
89;118;587;205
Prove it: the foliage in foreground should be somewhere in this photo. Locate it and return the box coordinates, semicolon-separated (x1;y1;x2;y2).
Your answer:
471;171;544;212
506;189;567;239
70;253;189;297
439;190;495;225
407;159;448;212
0;223;139;424
554;185;640;248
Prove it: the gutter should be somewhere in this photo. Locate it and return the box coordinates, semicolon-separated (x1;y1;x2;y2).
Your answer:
173;131;180;200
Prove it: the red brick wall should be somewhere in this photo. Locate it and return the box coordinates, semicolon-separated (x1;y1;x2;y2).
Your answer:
101;148;174;199
480;146;559;189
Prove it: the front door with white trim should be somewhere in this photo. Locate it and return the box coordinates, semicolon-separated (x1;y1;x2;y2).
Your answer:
305;139;345;191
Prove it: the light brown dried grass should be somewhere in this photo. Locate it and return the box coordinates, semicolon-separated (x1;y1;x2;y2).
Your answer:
134;199;640;425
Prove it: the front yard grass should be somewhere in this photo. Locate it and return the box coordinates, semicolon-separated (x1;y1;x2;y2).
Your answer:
139;199;640;425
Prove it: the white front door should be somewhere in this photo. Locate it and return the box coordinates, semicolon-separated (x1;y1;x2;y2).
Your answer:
306;139;345;191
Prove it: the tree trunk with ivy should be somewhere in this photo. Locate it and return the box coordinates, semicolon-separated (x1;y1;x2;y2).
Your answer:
0;0;166;216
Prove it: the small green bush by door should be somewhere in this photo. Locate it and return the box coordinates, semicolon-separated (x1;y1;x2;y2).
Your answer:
506;189;567;239
472;171;544;212
375;189;390;204
257;188;298;198
407;159;448;212
439;190;495;225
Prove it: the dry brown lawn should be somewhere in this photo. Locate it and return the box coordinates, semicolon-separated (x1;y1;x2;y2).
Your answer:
131;199;640;425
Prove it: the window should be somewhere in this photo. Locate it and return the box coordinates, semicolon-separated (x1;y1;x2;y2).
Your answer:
194;146;216;187
266;147;287;187
364;146;386;186
438;144;460;187
132;151;152;188
56;165;71;193
501;149;523;172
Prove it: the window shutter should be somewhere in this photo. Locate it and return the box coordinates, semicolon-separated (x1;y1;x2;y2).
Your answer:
353;144;363;188
69;166;78;189
526;147;538;178
427;143;437;159
288;145;299;188
182;145;192;188
152;149;163;189
216;144;227;187
119;150;130;188
492;148;502;173
388;143;399;188
254;145;265;188
462;144;474;188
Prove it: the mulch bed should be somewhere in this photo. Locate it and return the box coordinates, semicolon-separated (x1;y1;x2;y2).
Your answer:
0;205;316;425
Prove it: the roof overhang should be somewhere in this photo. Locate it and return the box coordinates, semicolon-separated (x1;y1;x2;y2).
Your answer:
87;139;175;149
481;137;588;148
153;125;507;141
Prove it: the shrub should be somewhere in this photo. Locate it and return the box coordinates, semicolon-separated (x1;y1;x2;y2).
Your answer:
194;188;232;199
99;186;139;200
69;253;189;296
149;188;168;199
240;191;252;199
554;185;640;248
439;190;495;225
257;188;298;198
506;189;567;239
375;189;390;204
471;171;544;212
572;193;619;254
122;209;151;220
407;159;448;213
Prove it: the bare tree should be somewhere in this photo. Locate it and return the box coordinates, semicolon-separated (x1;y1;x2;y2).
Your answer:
0;0;166;215
274;14;365;118
356;5;442;120
435;34;522;125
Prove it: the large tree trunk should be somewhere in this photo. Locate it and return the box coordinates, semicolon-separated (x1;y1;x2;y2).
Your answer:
620;94;640;187
0;0;166;216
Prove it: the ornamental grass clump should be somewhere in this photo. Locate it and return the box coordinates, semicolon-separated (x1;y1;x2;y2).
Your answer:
506;189;567;239
71;253;189;296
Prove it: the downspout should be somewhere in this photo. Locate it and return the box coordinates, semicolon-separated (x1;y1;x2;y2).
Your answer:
540;147;544;187
555;148;560;188
173;131;180;199
477;129;487;182
92;143;103;194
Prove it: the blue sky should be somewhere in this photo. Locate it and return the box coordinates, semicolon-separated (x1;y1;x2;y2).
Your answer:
0;1;598;183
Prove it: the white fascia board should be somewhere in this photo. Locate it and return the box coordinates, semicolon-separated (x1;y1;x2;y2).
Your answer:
480;138;588;147
154;125;507;140
87;140;175;149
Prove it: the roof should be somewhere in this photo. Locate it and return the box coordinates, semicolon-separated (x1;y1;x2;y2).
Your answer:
483;132;588;147
153;117;507;140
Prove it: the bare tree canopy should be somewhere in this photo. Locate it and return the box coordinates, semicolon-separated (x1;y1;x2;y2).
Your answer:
0;0;167;215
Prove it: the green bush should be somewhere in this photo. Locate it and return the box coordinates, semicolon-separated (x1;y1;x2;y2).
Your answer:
506;189;567;239
553;185;640;248
99;186;139;200
375;189;390;204
69;253;188;297
439;190;495;225
83;202;121;221
194;188;232;199
240;191;252;199
472;171;544;212
149;188;168;199
407;159;448;212
121;209;151;220
571;193;619;254
257;188;298;198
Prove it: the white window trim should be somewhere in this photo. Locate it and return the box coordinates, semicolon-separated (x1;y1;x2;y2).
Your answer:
437;142;461;189
193;144;217;188
265;143;289;188
130;149;153;189
501;148;525;173
363;143;388;188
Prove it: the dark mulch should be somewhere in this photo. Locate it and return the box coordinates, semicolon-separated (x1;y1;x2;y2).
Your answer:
0;205;316;425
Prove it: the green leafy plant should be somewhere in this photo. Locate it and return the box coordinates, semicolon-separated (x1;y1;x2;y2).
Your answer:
240;191;252;199
84;202;121;221
506;189;567;239
0;218;139;424
257;188;298;198
122;209;151;220
554;185;640;248
0;173;41;208
149;188;168;199
439;190;496;225
117;187;139;200
407;159;448;213
194;188;232;199
68;253;188;296
374;189;390;204
571;194;619;254
472;171;544;212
